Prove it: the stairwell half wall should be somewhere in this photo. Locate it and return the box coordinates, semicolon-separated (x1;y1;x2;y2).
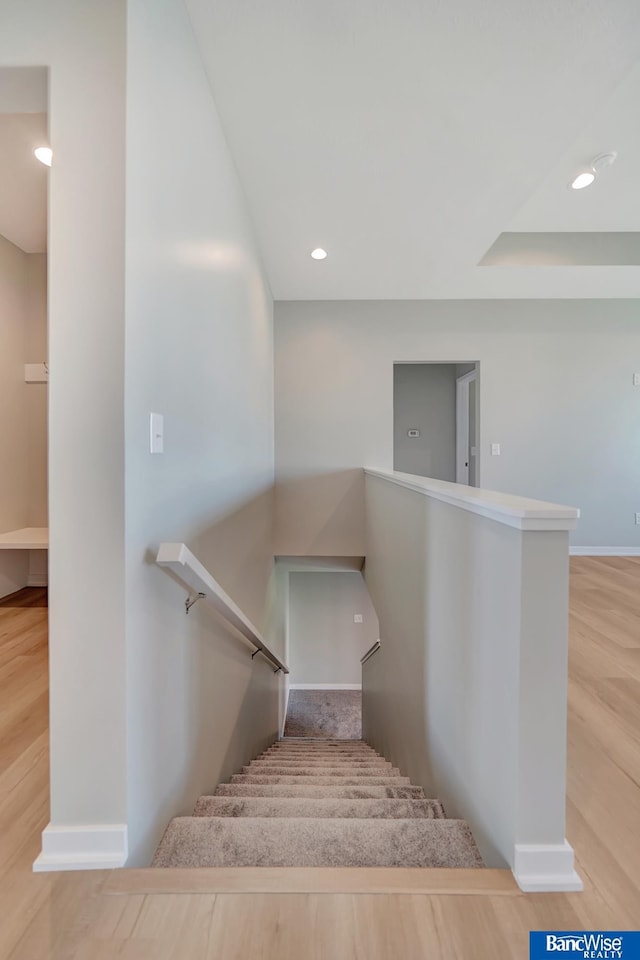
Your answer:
362;470;581;891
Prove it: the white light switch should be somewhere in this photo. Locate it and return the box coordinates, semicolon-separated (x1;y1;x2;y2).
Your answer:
150;413;164;454
634;373;640;386
354;614;363;623
491;443;501;456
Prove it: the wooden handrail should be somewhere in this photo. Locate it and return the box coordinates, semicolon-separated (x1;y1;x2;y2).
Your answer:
156;542;289;674
361;640;381;665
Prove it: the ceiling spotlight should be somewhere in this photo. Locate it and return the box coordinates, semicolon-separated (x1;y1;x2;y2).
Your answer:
569;152;616;190
311;248;328;260
571;170;595;190
34;146;52;167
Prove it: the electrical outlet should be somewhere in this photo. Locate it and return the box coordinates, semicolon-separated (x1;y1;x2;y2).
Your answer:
634;373;640;386
354;614;363;623
635;513;640;525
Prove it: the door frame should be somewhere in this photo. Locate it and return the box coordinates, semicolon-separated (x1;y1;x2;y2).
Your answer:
456;370;477;485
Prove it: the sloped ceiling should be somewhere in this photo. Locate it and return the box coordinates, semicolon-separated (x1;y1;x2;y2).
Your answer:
186;0;640;299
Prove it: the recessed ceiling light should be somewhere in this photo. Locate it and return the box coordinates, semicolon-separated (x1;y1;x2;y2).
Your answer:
34;146;52;167
571;171;595;190
311;248;328;260
569;152;617;190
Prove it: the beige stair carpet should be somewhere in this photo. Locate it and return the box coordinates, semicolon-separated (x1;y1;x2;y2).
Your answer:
213;783;428;798
284;689;362;738
193;796;446;819
152;738;483;869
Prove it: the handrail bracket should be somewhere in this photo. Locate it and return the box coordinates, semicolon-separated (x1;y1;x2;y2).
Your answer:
185;591;206;615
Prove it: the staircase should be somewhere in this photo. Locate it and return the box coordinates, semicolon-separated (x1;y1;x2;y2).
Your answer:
152;738;483;868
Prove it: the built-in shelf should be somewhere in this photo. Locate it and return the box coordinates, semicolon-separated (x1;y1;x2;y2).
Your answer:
0;527;49;549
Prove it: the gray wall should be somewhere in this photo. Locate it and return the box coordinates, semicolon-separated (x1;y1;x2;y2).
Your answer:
289;572;378;685
123;0;279;866
393;363;457;480
0;238;47;599
0;234;29;597
362;473;571;869
274;300;640;549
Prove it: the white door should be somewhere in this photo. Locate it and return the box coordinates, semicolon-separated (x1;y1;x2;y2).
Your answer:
456;371;477;485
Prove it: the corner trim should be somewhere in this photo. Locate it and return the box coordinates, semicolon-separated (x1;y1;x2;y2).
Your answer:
570;546;640;556
513;841;583;893
33;823;128;872
289;683;362;690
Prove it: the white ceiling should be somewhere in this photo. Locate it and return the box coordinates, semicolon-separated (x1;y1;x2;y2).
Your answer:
0;112;48;253
186;0;640;299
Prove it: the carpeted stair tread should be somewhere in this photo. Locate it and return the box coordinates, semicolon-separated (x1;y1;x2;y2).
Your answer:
193;796;446;819
152;817;483;868
265;747;379;758
264;745;381;752
214;783;427;799
268;740;375;747
263;747;379;760
257;757;387;765
242;765;400;776
283;690;362;740
230;774;411;785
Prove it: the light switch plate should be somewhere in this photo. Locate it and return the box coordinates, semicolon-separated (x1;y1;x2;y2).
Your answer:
491;443;501;456
150;413;164;454
354;614;363;623
634;373;640;386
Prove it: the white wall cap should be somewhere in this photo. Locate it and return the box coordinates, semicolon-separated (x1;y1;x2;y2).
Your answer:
365;469;579;531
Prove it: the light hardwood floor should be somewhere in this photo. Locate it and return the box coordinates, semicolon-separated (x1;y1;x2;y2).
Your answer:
1;560;639;959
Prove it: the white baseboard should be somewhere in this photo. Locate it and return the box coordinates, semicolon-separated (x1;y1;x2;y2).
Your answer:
513;841;583;892
289;683;362;690
33;822;127;872
27;574;48;586
570;546;640;556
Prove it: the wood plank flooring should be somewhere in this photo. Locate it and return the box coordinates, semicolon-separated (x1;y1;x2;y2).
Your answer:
1;560;639;959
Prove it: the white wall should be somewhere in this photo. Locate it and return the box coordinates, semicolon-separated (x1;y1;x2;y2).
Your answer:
289;572;378;685
394;363;457;480
0;233;29;596
25;253;47;526
275;300;640;549
1;0;128;842
124;0;279;865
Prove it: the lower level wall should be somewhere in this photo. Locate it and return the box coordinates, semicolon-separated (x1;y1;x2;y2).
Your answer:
289;571;378;685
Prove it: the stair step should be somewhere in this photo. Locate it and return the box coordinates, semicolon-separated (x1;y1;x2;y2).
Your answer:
243;765;399;777
230;775;411;785
193;796;445;819
152;817;483;868
258;756;385;764
269;739;373;746
265;751;380;758
265;744;379;751
214;783;427;799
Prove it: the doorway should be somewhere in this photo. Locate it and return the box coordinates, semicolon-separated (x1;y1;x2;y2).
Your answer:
0;70;49;600
393;362;479;485
456;368;478;485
